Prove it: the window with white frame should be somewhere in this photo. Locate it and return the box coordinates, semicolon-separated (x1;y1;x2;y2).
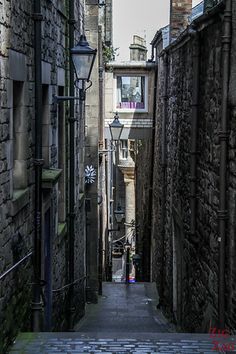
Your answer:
116;75;147;111
119;140;128;160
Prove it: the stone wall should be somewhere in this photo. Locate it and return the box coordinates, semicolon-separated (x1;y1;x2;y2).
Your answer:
84;0;100;303
0;0;87;351
135;139;153;281
0;0;35;351
151;8;236;332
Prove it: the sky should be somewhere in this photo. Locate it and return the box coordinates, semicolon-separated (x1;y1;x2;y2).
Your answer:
113;0;202;61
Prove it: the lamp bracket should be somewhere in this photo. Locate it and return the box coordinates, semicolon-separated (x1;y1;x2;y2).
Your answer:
85;80;93;92
99;147;115;154
77;80;93;101
68;117;78;123
53;95;81;104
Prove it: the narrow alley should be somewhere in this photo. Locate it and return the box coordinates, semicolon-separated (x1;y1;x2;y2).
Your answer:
9;283;235;353
1;0;236;353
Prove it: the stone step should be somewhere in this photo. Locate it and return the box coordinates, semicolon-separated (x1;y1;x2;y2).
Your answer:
9;332;236;353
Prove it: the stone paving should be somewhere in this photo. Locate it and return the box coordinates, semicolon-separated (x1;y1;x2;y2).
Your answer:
9;283;236;353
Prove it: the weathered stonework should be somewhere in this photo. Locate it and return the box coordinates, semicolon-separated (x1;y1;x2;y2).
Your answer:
135;139;153;281
150;6;236;332
0;0;89;351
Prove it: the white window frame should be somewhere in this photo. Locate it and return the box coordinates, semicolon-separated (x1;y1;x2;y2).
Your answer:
114;74;148;113
119;140;128;160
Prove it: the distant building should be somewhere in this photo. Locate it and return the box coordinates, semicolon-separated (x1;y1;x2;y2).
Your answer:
103;35;155;282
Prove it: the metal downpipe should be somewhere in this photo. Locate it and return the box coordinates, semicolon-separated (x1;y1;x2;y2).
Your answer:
98;25;104;295
68;0;76;330
32;0;43;332
159;52;168;304
146;57;158;282
218;0;232;328
190;31;200;240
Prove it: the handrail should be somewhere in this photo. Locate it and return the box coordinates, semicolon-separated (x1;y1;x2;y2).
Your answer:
52;275;87;293
0;251;33;281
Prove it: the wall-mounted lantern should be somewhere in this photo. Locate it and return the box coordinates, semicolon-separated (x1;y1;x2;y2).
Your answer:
109;112;124;141
114;205;125;224
71;34;97;82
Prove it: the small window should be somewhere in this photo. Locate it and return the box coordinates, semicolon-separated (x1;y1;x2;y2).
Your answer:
58;86;66;222
42;85;50;167
120;140;128;160
13;81;27;190
116;75;147;112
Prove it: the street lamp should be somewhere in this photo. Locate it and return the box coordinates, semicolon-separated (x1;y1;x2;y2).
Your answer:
109;112;124;141
71;34;97;82
114;205;125;224
53;34;97;103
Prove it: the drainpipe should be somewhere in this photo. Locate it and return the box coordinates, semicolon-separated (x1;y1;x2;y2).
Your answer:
98;25;104;295
218;0;232;328
32;0;43;332
190;30;200;241
145;53;158;282
68;0;76;330
159;52;168;304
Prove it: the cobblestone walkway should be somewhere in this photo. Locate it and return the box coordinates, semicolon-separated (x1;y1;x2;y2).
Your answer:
9;283;236;353
9;332;236;353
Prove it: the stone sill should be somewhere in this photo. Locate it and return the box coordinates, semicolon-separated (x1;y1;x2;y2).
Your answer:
10;188;29;216
58;222;67;238
42;168;62;189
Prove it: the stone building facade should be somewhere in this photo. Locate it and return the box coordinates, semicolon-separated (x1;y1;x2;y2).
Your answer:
148;0;236;332
103;36;155;282
0;0;101;351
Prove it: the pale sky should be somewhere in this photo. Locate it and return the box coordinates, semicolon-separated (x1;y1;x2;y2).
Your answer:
113;0;202;61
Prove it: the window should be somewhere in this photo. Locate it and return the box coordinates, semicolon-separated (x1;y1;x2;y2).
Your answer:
58;86;66;222
13;81;27;190
120;140;128;160
116;75;147;111
42;85;50;167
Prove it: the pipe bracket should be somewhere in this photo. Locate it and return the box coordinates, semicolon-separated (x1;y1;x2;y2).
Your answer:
218;131;229;141
68;19;76;25
68;117;77;123
189;176;197;182
31;301;43;310
32;13;43;21
34;158;44;166
218;210;228;220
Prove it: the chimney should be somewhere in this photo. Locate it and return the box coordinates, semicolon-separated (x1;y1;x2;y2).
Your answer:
129;35;147;61
170;0;192;42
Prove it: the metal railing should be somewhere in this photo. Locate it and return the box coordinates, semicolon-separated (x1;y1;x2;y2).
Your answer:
0;251;33;281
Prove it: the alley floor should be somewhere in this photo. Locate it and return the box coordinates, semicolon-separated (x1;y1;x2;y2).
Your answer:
9;283;236;353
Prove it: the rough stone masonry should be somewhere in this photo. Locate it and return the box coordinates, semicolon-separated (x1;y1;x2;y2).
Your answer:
150;1;236;332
